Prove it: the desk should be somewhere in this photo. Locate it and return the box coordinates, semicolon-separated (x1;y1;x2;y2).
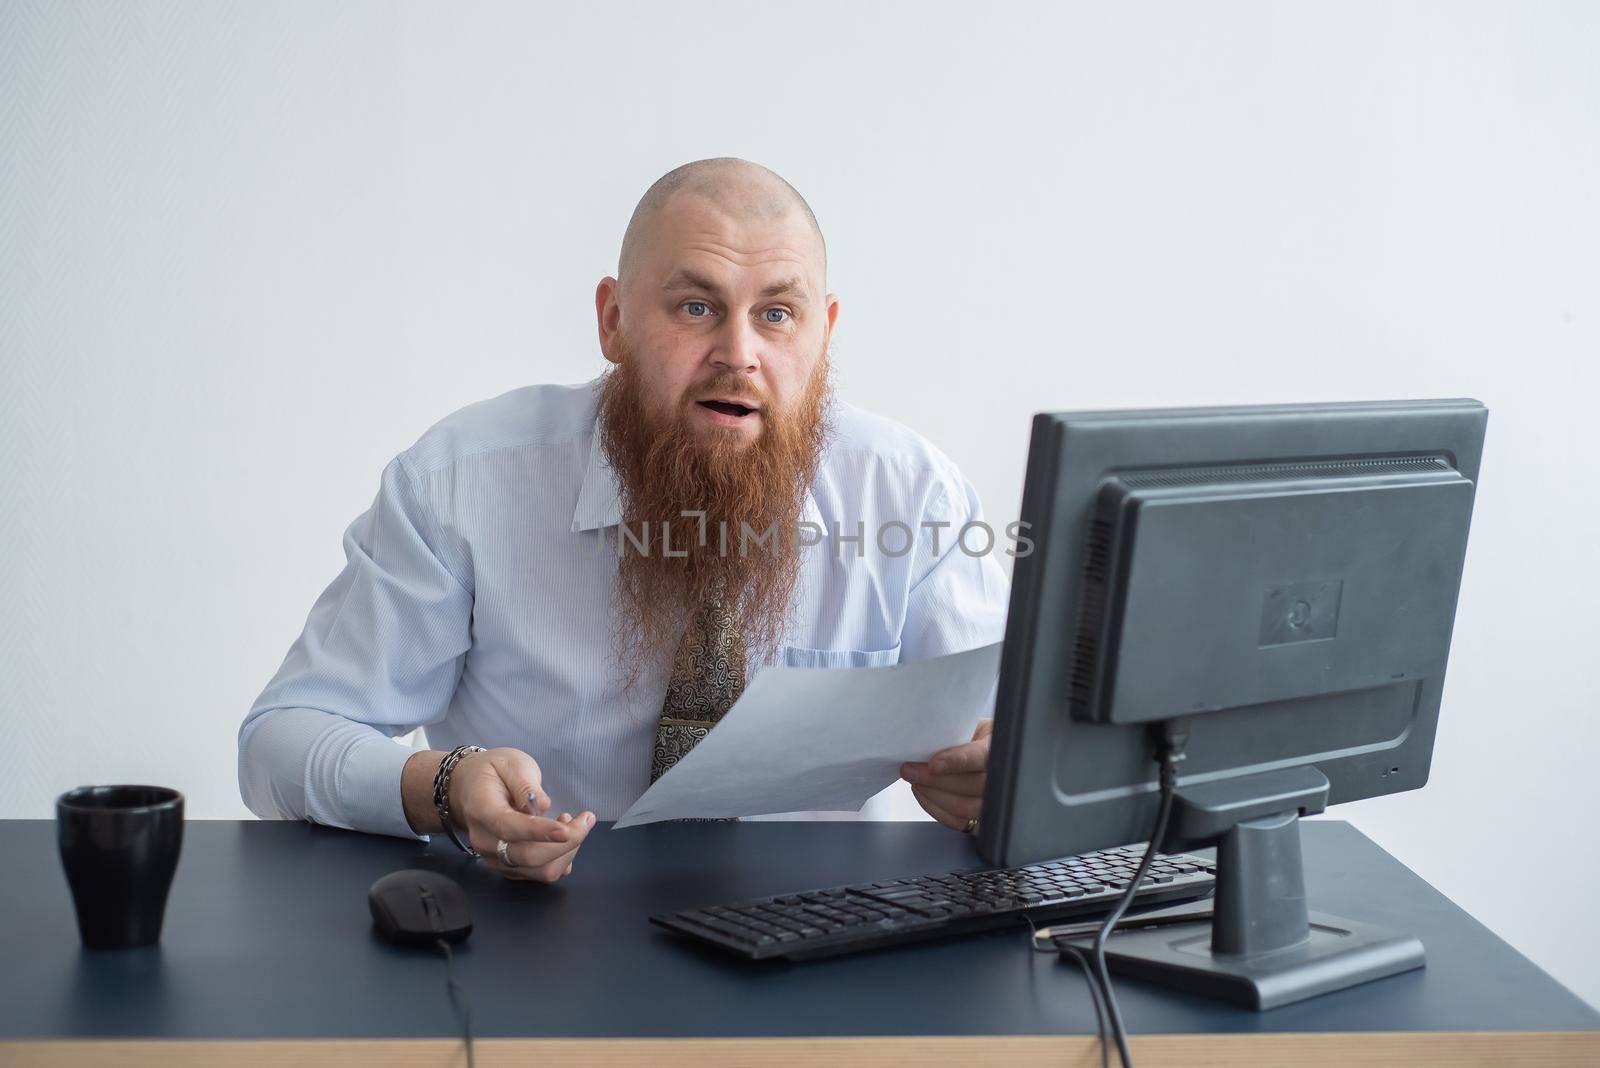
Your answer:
0;818;1594;1065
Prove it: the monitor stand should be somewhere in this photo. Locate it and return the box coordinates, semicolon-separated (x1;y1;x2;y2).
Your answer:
1073;767;1425;1011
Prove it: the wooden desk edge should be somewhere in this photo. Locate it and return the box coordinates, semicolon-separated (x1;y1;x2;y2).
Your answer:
3;1031;1598;1067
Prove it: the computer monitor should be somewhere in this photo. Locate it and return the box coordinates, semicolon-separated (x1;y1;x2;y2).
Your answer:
978;398;1487;1009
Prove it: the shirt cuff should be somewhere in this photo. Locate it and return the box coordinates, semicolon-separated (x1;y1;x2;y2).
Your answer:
305;720;430;843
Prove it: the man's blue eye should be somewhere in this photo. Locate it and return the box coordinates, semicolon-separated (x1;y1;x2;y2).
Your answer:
764;308;788;323
685;301;710;317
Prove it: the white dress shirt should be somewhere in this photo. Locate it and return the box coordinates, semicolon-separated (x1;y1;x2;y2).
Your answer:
238;377;1011;840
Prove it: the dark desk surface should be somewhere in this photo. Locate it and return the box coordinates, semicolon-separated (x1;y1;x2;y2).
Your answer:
1;818;1595;1057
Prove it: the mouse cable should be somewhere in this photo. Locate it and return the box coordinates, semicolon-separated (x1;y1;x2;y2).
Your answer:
1091;718;1190;1068
1023;912;1109;1068
435;937;476;1068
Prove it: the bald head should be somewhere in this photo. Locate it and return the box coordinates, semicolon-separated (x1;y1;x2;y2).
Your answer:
595;157;839;452
618;158;826;294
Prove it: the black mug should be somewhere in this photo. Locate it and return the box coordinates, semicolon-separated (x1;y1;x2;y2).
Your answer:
56;785;184;949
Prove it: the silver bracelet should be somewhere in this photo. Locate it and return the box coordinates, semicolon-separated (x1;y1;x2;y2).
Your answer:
432;745;486;856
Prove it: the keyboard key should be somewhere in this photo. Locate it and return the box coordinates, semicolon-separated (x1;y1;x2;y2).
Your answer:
699;917;760;942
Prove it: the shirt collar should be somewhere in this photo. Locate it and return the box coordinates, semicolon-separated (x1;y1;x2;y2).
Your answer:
570;408;825;533
571;428;625;533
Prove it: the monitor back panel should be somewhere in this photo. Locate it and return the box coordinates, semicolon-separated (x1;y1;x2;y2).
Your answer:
980;399;1487;868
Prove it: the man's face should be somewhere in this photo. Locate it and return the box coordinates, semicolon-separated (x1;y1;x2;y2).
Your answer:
597;196;839;449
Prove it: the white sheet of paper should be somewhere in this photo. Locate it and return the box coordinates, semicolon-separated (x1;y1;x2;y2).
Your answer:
612;642;1003;828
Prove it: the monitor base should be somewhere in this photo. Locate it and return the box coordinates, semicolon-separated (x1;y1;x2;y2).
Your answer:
1065;778;1426;1010
1079;910;1425;1011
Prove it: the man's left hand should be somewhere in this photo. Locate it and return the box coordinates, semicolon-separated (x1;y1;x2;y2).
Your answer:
901;718;992;832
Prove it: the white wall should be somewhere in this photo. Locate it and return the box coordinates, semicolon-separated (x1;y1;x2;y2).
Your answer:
3;0;1596;1009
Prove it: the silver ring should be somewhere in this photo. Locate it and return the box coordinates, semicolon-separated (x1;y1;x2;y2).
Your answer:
496;838;516;867
964;817;979;836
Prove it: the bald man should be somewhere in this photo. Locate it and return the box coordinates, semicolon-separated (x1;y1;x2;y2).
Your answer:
238;158;1010;882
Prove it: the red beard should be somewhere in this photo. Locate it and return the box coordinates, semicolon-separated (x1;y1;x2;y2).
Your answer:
596;338;833;684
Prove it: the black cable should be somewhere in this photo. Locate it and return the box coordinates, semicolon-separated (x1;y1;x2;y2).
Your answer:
1023;913;1109;1068
1089;718;1189;1068
1063;944;1113;1068
435;937;475;1068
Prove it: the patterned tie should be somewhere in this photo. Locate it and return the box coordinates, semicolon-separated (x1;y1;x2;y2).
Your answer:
650;586;747;785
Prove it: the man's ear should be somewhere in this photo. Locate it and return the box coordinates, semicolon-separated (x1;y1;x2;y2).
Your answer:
824;292;840;340
595;277;623;364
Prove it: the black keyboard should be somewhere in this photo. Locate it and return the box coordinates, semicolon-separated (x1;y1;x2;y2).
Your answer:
650;843;1216;961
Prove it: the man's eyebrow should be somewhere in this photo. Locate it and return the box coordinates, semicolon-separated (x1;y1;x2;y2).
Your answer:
661;270;810;303
760;276;810;302
662;269;723;295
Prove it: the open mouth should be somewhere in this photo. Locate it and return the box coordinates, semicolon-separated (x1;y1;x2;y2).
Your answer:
698;399;758;418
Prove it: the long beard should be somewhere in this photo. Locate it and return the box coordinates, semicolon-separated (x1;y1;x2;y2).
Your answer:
597;339;833;687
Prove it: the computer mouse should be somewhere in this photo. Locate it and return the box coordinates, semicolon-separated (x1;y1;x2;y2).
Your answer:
368;869;473;947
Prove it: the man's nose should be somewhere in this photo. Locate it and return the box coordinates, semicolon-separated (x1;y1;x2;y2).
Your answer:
709;317;761;374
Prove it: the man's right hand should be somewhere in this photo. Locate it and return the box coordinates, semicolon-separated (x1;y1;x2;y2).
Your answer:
447;747;596;883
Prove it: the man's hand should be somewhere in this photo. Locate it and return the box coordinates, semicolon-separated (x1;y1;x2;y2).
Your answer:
900;718;992;832
448;747;596;883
